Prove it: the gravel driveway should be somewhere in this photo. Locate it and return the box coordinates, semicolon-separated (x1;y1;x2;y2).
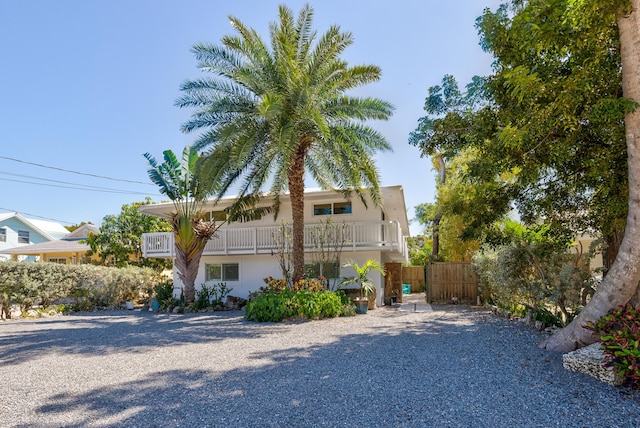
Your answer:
1;304;639;428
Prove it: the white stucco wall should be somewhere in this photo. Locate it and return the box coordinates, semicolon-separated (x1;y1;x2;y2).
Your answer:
173;250;392;306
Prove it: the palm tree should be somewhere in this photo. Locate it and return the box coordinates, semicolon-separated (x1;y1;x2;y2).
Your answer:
176;3;394;284
144;146;218;303
340;259;386;301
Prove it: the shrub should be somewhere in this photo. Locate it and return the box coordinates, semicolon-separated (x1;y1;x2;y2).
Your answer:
192;282;234;311
472;232;596;326
245;289;343;322
153;281;176;309
340;304;356;317
245;291;290;322
0;261;164;318
586;305;640;389
292;278;325;292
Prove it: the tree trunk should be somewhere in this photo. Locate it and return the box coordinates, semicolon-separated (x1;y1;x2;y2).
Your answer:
540;1;640;352
289;138;312;285
173;216;220;303
602;229;624;277
432;155;446;260
174;242;206;303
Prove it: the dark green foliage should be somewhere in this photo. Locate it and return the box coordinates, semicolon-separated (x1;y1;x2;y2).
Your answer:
334;290;351;306
84;197;172;270
153;281;176;310
245;289;343;322
587;305;640;389
533;307;565;328
0;261;164;318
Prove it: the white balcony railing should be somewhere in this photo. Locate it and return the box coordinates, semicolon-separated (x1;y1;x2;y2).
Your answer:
142;221;407;259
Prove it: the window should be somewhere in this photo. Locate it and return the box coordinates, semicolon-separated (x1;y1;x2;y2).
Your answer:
313;204;332;216
0;228;5;242
333;202;352;215
304;261;340;279
205;263;239;281
48;258;67;264
208;210;227;222
18;230;29;244
313;202;352;216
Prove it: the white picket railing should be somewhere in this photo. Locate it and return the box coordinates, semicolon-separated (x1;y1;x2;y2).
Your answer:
142;221;407;258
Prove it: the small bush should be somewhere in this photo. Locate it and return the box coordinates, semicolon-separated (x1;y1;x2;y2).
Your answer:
340;304;356;317
245;291;290;322
153;281;176;309
245;289;343;322
191;282;234;311
586;305;640;389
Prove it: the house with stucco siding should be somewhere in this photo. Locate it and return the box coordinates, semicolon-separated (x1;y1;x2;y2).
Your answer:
139;185;410;306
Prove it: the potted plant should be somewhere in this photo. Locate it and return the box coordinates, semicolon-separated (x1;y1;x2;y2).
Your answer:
340;259;386;314
391;289;399;304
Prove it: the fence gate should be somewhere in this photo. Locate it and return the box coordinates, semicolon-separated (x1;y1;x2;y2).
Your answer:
427;262;477;304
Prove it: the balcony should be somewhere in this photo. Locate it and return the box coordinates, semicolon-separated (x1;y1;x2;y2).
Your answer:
142;221;407;259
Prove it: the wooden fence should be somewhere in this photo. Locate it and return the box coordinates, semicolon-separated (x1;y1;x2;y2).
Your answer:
401;266;425;293
426;262;477;304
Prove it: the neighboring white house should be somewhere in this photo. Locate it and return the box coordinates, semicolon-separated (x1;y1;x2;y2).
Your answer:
139;185;410;306
0;212;70;261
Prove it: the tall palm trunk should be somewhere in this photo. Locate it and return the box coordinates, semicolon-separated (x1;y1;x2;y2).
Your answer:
540;0;640;352
288;138;312;284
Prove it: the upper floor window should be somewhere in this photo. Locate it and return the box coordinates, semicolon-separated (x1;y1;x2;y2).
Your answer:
313;202;352;216
0;228;5;242
18;230;29;244
208;210;227;222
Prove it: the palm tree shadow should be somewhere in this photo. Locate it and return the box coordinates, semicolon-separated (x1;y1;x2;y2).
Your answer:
0;311;288;367
12;309;621;428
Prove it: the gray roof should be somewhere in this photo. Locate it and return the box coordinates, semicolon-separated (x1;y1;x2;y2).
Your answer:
0;239;91;255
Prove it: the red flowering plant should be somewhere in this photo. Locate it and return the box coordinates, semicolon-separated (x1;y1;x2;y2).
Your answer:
585;304;640;389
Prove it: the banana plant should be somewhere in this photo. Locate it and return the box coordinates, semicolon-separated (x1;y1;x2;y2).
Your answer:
145;146;270;303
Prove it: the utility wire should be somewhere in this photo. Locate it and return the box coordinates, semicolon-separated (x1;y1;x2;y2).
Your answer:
0;155;154;186
0;207;74;225
0;177;154;195
0;171;155;195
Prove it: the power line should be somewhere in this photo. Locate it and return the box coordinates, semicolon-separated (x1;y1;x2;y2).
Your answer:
0;155;154;186
0;207;74;225
0;177;153;195
0;171;155;195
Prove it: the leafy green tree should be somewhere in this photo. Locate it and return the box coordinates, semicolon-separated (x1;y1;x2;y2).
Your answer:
539;0;640;351
85;198;171;269
410;75;511;246
475;0;629;271
410;0;639;351
176;4;393;284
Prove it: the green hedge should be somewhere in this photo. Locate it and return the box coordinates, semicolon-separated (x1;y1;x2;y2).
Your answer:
0;261;165;318
245;289;344;322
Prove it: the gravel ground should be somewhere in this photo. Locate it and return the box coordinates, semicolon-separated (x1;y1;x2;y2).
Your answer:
1;304;639;428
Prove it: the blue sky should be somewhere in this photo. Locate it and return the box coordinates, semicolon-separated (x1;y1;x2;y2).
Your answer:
1;0;501;236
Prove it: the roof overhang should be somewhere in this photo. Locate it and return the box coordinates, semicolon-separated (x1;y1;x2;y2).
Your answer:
138;185;410;236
